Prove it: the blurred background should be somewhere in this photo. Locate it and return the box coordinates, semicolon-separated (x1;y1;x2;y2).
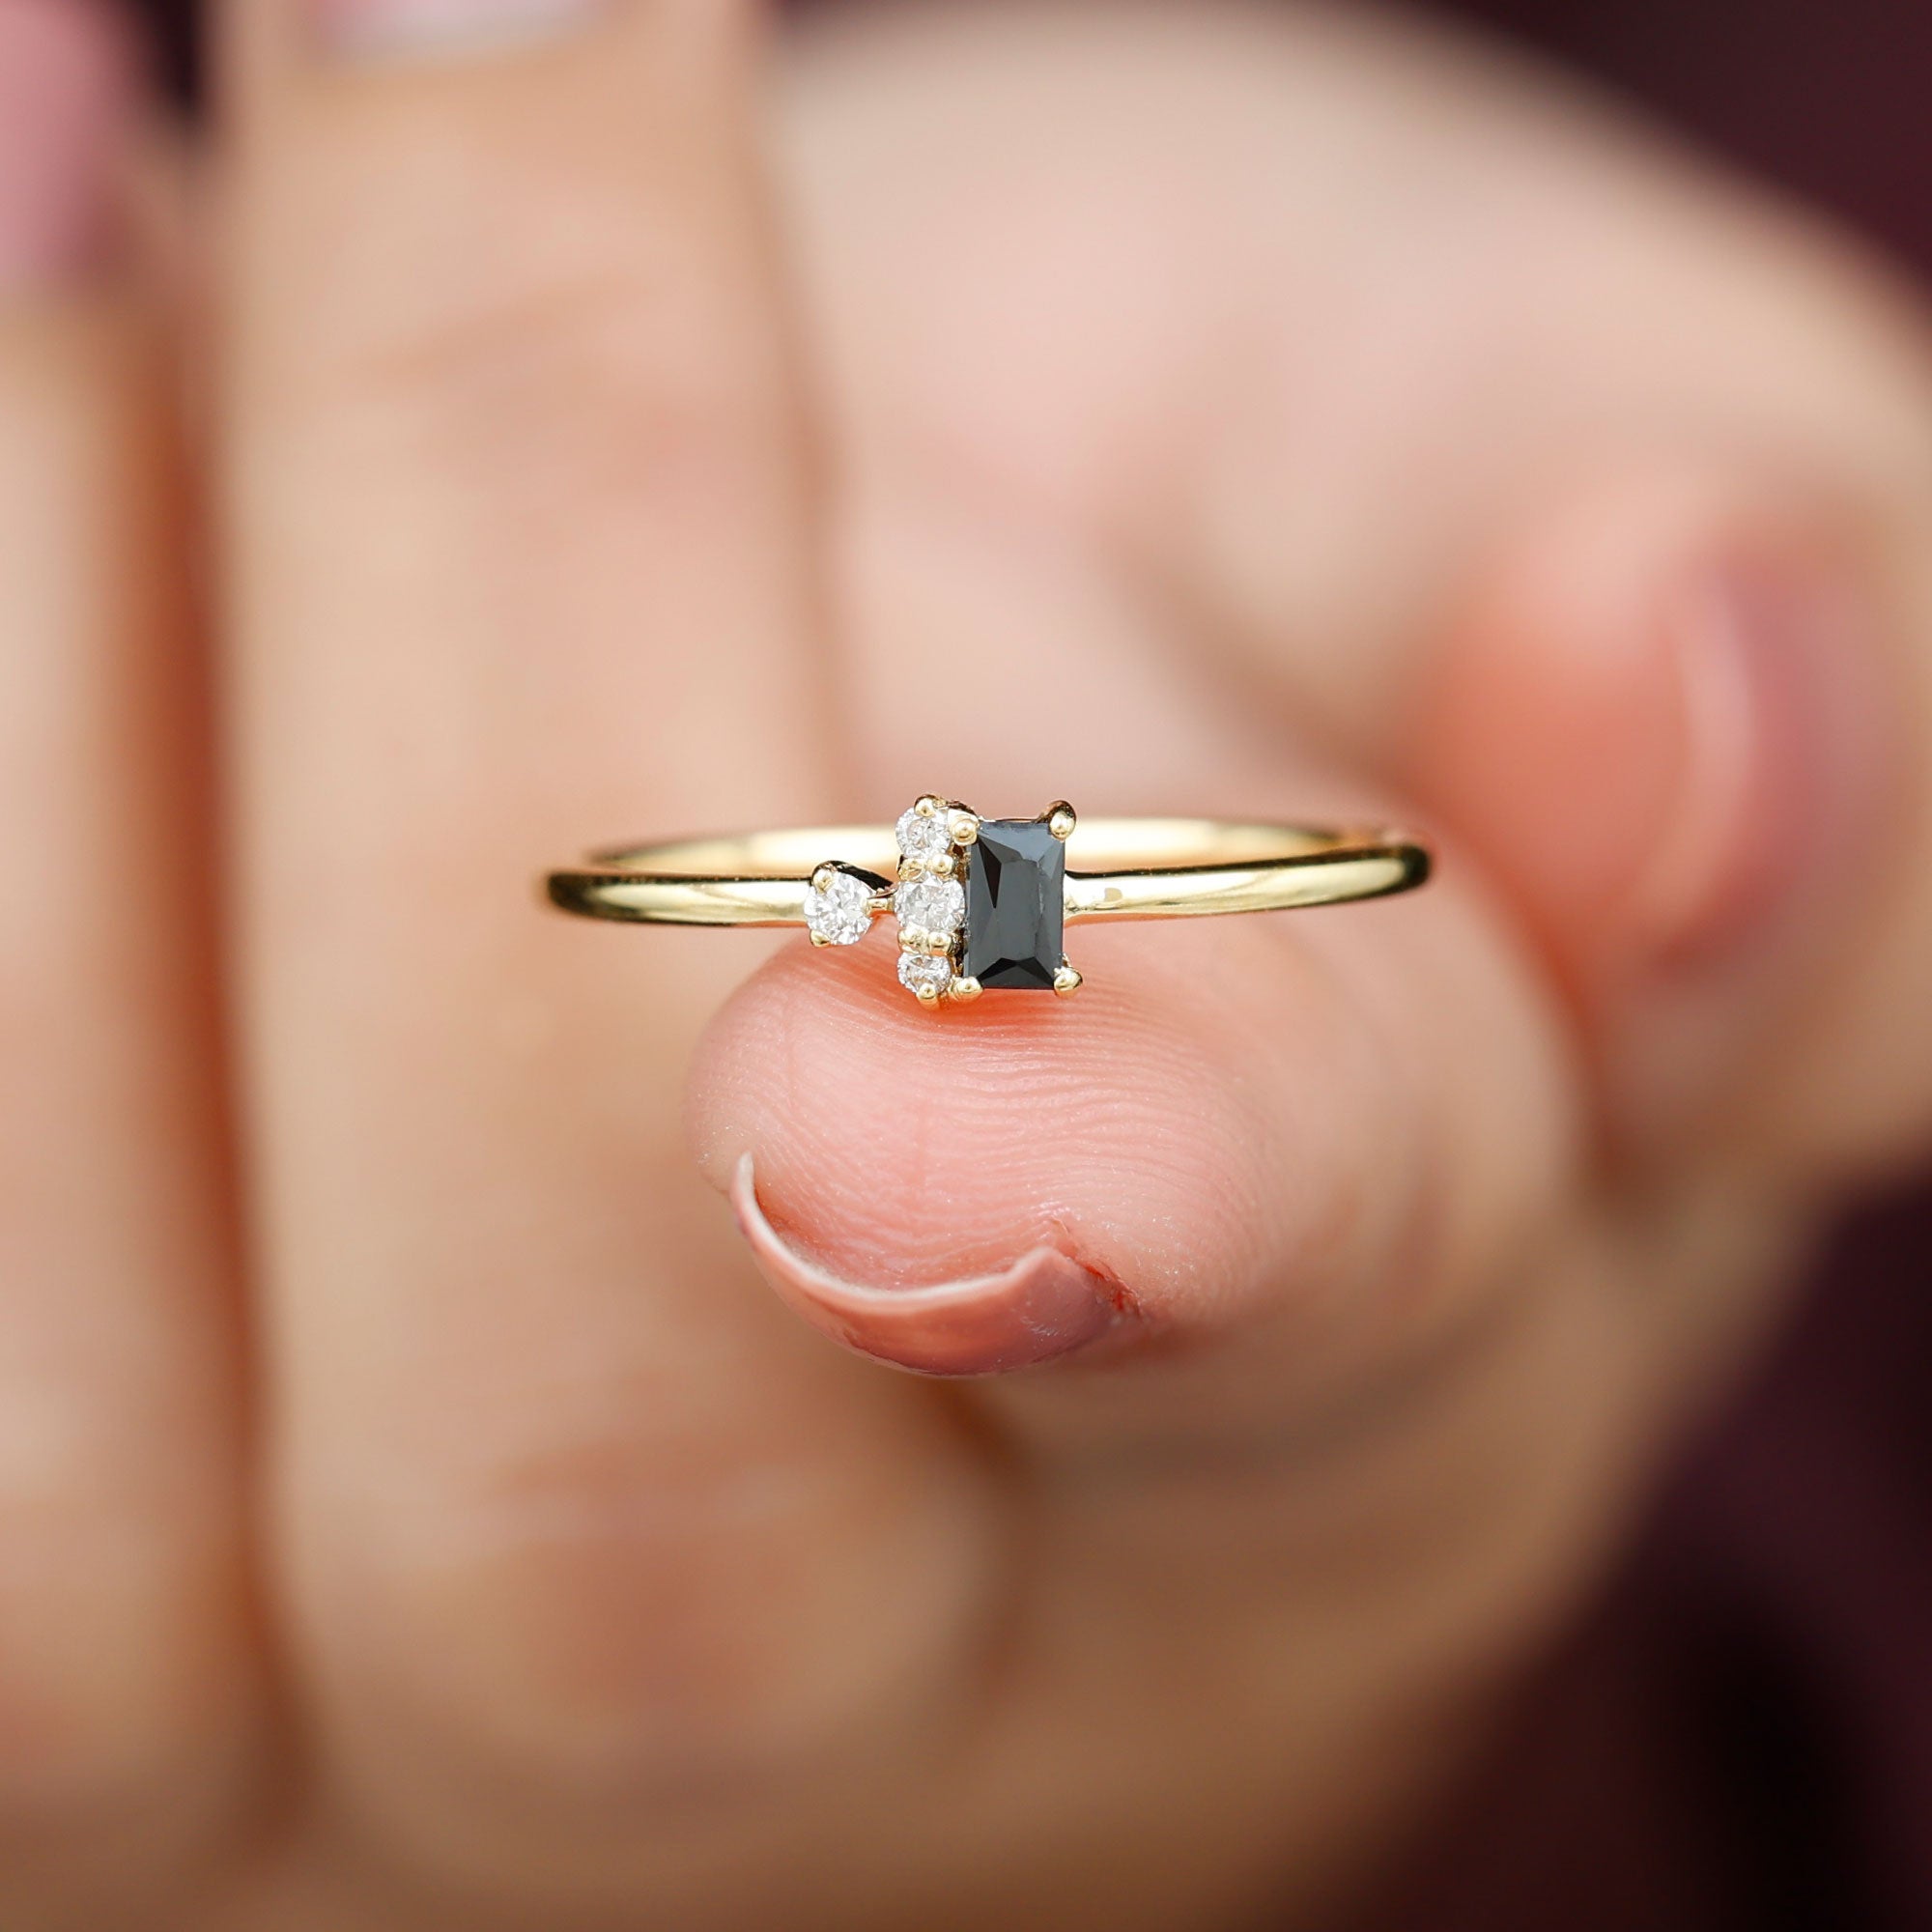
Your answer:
128;1;1932;1926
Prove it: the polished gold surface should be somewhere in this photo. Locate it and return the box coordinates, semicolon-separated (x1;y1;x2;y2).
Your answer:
546;818;1431;927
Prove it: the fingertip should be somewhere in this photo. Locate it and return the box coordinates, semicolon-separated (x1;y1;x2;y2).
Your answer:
687;927;1286;1309
1420;472;1886;972
1412;469;1894;1135
685;933;1179;1377
685;916;1449;1387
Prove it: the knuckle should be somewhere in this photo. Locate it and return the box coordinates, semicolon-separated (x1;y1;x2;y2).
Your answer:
298;1430;943;1807
283;252;785;523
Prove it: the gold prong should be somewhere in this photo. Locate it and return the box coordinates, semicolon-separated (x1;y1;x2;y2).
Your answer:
810;929;833;949
1046;802;1077;841
914;795;945;818
1054;961;1083;997
915;982;942;1008
923;930;953;957
925;853;955;879
950;976;982;1004
810;862;838;890
948;809;980;846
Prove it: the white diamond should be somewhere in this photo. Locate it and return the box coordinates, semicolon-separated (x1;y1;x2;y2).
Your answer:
896;805;953;866
898;950;953;999
894;874;965;937
803;867;875;946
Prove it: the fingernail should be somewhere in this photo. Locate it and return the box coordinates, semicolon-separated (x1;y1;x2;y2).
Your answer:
0;0;129;294
730;1156;1123;1378
313;0;605;61
1630;546;1886;971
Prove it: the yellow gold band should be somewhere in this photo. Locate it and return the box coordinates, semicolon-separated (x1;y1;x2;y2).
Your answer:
546;818;1430;927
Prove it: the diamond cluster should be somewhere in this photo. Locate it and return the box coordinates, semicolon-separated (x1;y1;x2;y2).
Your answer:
804;796;1074;1005
893;797;978;1005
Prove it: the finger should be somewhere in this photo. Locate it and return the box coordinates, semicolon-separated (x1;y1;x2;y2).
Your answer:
223;0;994;1876
785;0;1932;1180
0;0;254;1909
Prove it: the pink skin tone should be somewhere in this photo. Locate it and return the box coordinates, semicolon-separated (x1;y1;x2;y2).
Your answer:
1422;502;1883;988
312;0;606;62
9;1;1932;1926
0;0;128;290
1416;487;1892;1140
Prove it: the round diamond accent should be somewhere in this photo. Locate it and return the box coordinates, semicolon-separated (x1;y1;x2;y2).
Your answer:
803;867;876;947
896;806;953;867
894;874;965;937
897;950;953;999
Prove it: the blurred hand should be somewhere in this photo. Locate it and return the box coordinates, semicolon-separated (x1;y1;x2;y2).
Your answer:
5;0;1932;1927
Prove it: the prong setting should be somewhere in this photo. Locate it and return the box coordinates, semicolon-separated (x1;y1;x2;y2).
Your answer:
884;795;1081;1006
802;861;884;948
896;948;953;1002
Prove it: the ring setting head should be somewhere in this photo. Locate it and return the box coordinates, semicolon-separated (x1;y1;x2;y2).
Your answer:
804;798;1081;1006
877;796;1077;1007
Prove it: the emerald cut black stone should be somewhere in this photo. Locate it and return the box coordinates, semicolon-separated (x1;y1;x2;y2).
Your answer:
963;817;1065;990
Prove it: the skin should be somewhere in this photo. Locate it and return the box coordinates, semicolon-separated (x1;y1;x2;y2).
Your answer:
1;0;1930;1927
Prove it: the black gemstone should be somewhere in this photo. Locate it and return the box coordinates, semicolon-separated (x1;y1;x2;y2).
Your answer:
963;817;1065;990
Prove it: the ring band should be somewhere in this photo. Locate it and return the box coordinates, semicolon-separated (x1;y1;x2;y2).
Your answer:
545;797;1431;1007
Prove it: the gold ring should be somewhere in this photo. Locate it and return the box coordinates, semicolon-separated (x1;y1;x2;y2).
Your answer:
545;797;1431;1007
